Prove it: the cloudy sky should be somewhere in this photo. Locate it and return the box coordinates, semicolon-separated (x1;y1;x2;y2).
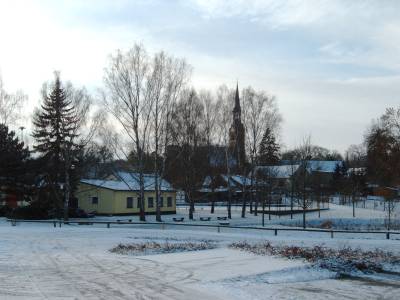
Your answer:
0;0;400;153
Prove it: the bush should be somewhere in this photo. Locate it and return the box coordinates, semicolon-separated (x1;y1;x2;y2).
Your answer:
229;241;400;275
320;220;333;229
7;201;51;220
110;240;216;255
0;205;12;217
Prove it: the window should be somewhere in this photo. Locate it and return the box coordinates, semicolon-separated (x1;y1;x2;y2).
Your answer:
148;197;154;208
160;197;164;207
92;196;98;205
126;197;133;208
167;197;173;207
137;197;141;208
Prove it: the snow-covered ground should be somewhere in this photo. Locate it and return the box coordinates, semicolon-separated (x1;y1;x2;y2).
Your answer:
91;203;396;233
1;202;400;300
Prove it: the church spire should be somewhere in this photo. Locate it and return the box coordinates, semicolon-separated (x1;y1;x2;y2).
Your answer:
229;82;246;171
233;82;240;114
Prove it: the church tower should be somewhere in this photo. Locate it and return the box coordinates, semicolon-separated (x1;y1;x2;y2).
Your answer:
229;83;246;171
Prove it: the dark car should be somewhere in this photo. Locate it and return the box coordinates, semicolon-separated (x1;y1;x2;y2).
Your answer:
69;208;95;218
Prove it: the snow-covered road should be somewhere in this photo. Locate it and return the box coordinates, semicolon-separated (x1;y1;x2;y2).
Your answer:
0;220;399;299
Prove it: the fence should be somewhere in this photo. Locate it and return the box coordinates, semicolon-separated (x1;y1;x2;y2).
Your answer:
7;219;400;240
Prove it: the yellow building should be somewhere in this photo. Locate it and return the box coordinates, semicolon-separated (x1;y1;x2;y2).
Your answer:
77;172;176;215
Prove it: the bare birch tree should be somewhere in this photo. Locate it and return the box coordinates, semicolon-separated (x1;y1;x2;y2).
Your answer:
215;85;234;219
0;75;27;126
241;86;281;218
200;90;220;213
149;52;190;222
103;44;154;221
293;136;313;228
170;88;205;220
62;85;102;221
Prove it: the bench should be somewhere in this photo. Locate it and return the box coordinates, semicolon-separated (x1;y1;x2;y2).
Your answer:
217;217;227;220
173;217;184;222
200;217;211;221
219;222;230;226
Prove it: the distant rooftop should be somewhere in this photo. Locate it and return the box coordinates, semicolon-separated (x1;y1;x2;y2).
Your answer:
80;171;174;192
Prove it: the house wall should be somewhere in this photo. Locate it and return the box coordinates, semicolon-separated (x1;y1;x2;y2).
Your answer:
77;183;176;215
113;191;176;214
77;183;115;214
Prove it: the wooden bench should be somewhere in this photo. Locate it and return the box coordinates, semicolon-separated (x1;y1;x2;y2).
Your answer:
173;217;184;222
217;217;227;220
200;217;211;221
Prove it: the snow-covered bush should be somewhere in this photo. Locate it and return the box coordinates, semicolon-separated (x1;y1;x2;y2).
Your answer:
229;241;400;275
110;240;216;255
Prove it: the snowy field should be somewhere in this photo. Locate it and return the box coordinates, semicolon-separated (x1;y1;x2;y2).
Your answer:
93;202;395;231
0;204;400;300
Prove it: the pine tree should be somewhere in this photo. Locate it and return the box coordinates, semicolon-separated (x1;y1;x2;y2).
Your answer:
32;73;78;215
0;124;30;195
258;127;280;165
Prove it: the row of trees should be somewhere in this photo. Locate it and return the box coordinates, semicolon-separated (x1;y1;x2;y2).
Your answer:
0;43;282;221
100;44;282;221
1;42;398;224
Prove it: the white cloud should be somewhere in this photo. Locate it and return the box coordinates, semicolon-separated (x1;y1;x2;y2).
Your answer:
0;0;399;153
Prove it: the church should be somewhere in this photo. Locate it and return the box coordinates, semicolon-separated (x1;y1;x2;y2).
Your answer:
198;84;251;202
229;83;246;171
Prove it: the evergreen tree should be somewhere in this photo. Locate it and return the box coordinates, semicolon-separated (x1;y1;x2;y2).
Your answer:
32;73;78;214
258;127;280;165
0;124;30;197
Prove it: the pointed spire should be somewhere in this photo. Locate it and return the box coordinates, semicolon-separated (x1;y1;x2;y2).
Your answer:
234;81;240;113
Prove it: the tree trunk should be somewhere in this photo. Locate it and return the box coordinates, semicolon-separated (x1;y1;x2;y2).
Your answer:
210;190;215;214
139;172;146;221
268;192;271;221
63;166;70;222
155;176;162;222
227;188;232;219
188;191;194;220
262;195;265;226
241;187;246;218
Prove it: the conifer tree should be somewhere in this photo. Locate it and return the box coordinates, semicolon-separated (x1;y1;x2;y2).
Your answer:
32;73;78;216
0;124;30;197
258;127;280;165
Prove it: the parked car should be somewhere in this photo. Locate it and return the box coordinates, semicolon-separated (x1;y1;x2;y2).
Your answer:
69;208;95;218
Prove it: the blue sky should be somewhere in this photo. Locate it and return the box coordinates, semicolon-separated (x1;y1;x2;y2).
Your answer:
1;0;400;153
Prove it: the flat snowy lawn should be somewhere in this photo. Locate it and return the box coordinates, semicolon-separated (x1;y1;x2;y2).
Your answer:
0;212;399;299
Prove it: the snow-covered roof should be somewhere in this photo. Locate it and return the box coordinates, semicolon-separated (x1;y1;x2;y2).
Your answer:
200;174;252;191
80;171;174;192
254;165;300;179
221;175;252;187
306;161;342;173
230;175;252;187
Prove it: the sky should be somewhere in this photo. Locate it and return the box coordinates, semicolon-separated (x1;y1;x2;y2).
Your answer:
1;0;400;153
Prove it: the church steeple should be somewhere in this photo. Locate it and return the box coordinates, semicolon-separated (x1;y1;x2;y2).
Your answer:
233;82;241;122
229;82;246;171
